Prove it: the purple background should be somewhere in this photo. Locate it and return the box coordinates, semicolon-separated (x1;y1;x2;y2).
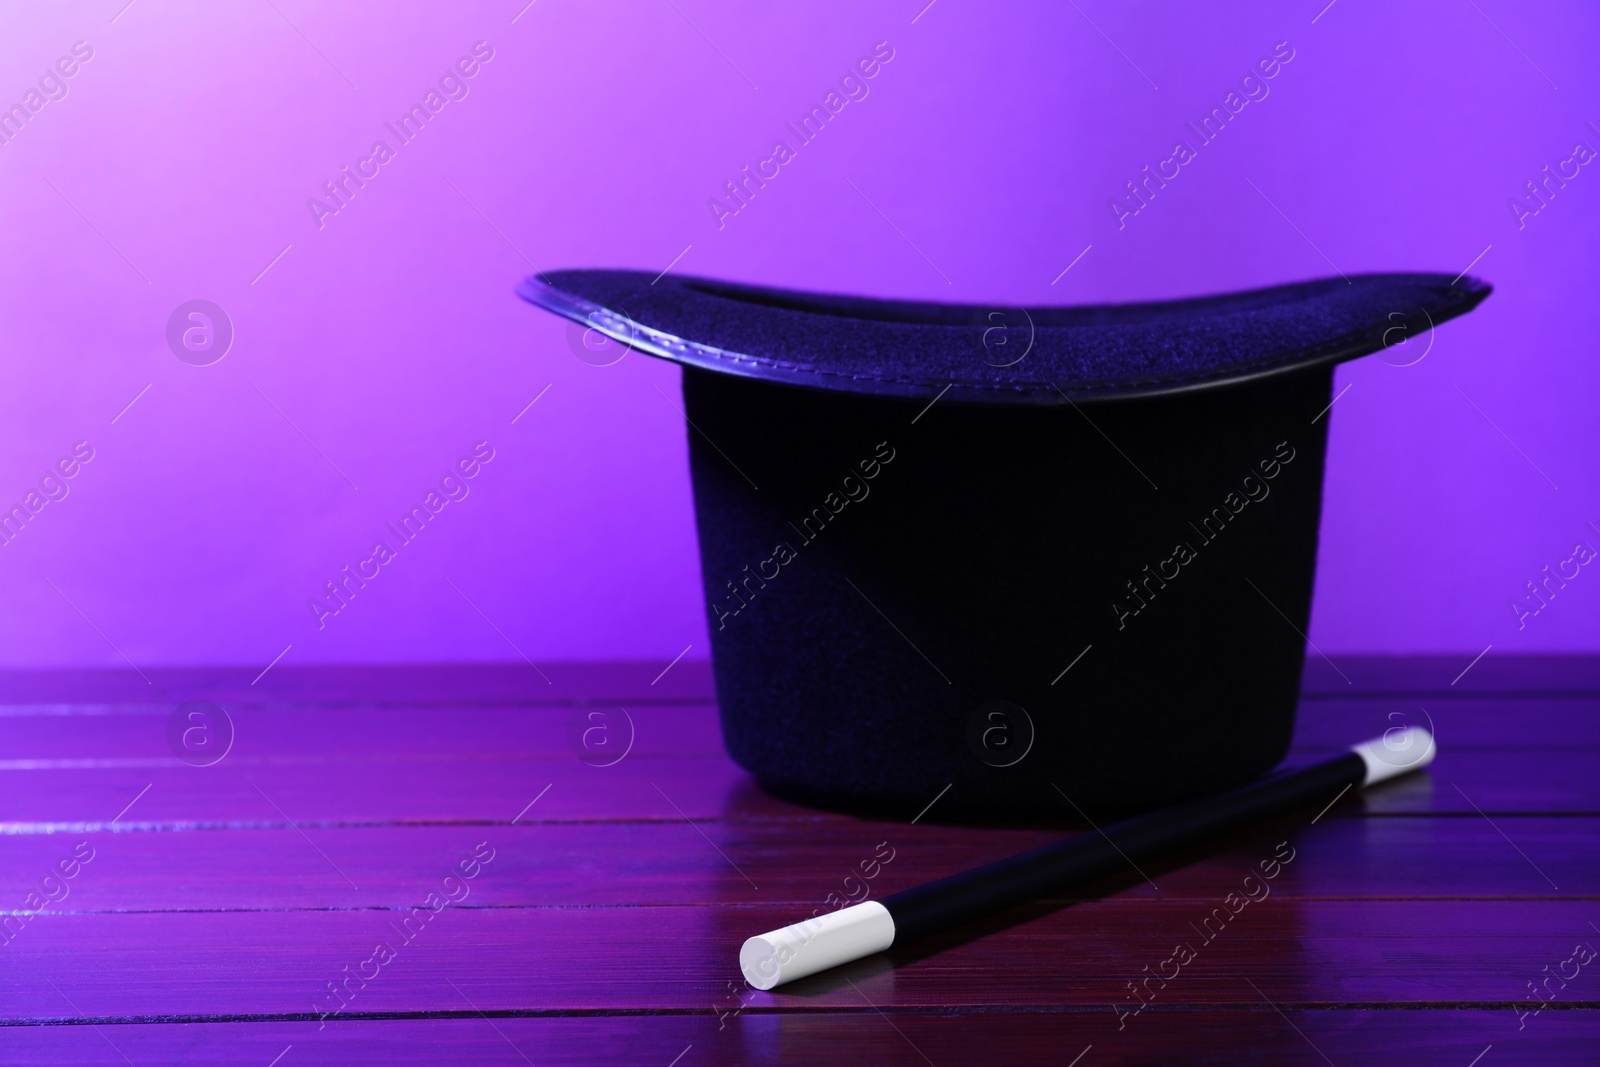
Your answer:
0;0;1595;673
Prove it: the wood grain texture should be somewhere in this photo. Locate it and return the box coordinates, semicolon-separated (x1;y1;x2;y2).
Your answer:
0;656;1595;1064
0;703;727;764
0;816;1592;912
6;901;1600;1018
3;1013;1596;1067
0;661;718;705
2;748;1594;831
1300;654;1600;695
3;695;1596;765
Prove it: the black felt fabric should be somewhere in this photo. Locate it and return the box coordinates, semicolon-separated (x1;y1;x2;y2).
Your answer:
520;269;1490;404
683;364;1332;817
518;269;1492;818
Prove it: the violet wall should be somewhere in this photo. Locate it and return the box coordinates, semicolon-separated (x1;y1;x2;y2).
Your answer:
0;0;1595;671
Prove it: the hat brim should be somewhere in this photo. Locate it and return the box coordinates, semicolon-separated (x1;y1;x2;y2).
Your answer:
518;269;1491;405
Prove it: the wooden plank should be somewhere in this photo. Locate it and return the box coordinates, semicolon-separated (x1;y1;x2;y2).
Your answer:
4;654;1589;706
1;816;1593;913
1301;654;1600;696
0;704;726;764
4;657;1594;1064
0;758;819;829
0;1012;1594;1067
3;901;1598;1017
0;661;717;706
3;695;1596;768
1292;696;1600;749
2;747;1596;829
0;1011;1590;1067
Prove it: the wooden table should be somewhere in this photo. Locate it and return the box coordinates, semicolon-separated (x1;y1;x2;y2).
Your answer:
2;657;1595;1064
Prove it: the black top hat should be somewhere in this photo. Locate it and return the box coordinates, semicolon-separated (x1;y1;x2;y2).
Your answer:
520;270;1490;818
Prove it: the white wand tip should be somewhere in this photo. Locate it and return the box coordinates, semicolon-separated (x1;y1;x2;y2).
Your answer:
740;901;895;990
1351;726;1437;787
